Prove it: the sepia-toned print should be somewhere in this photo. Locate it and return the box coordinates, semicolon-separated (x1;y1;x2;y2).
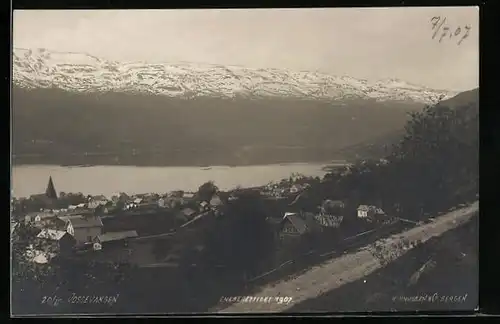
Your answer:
11;7;478;316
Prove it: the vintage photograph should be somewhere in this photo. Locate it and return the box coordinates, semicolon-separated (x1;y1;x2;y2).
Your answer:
11;7;478;315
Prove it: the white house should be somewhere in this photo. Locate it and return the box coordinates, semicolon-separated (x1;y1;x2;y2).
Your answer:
65;215;104;245
357;205;374;218
357;205;385;219
290;184;302;194
209;195;223;207
158;198;166;208
379;158;390;165
200;201;209;212
24;211;56;224
88;199;108;209
183;192;195;199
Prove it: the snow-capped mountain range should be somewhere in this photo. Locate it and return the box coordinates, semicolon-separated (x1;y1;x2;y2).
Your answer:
12;48;457;104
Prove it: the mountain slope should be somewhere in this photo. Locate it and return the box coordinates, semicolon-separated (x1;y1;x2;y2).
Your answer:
336;88;479;161
12;48;465;167
435;87;479;108
13;48;456;105
12;87;425;166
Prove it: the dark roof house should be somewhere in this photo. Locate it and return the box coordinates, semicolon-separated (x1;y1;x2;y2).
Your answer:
68;215;103;228
314;214;344;228
36;229;69;241
321;200;345;214
281;212;309;235
181;208;197;219
36;228;76;255
302;212;323;232
97;230;138;244
58;214;85;223
30;193;51;201
357;205;372;211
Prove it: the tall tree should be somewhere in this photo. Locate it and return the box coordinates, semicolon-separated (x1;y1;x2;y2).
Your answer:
197;181;218;202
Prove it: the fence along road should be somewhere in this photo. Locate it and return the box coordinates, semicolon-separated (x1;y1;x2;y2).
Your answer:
217;201;479;313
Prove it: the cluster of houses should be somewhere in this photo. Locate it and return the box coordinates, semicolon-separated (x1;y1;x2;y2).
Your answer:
270;199;390;243
14;176;392;265
261;177;390;243
263;182;311;199
16;177;227;264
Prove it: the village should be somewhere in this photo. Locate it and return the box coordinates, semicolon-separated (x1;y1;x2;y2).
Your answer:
11;172;399;269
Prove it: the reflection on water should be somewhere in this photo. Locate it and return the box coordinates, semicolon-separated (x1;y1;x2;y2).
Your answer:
11;163;337;198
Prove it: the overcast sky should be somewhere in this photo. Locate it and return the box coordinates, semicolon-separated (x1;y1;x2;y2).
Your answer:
13;7;478;91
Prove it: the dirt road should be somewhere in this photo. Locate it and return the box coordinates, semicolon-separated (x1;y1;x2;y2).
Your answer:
217;201;478;313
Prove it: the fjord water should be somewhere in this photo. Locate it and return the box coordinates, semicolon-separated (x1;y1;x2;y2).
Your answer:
11;163;334;198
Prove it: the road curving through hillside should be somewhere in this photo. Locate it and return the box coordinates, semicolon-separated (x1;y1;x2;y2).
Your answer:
217;201;478;313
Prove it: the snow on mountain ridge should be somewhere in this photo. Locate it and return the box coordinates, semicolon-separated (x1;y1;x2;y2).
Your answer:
12;48;456;104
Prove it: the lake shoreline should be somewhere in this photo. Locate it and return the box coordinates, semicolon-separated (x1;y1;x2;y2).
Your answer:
12;163;336;198
12;159;350;169
12;161;349;169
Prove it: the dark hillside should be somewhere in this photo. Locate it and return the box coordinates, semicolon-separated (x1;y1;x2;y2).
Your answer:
329;87;479;219
438;88;478;108
337;88;479;161
12;87;421;166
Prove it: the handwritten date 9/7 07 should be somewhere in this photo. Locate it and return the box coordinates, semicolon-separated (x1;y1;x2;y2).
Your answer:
430;16;471;45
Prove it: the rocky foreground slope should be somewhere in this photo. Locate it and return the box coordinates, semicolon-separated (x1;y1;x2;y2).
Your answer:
217;202;478;313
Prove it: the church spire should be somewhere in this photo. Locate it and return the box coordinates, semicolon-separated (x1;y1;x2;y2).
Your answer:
45;176;58;200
